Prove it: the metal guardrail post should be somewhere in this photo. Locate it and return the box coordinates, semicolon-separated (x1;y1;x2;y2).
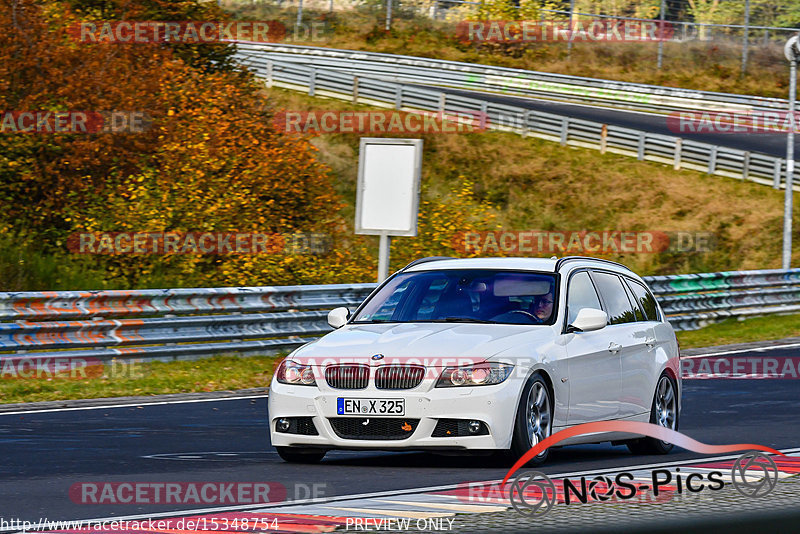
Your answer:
673;138;682;170
743;151;750;180
774;159;782;188
560;118;569;146
395;86;403;109
309;68;316;96
637;133;645;161
438;93;446;113
742;0;751;77
266;60;273;89
600;124;607;154
522;110;531;137
352;76;359;104
708;146;718;174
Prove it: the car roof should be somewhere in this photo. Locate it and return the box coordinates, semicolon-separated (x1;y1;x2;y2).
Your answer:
402;256;633;274
404;257;558;272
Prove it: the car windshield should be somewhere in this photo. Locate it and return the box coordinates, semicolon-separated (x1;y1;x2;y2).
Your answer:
352;269;558;325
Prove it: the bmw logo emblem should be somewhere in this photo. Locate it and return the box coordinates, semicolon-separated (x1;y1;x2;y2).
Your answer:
371;354;384;361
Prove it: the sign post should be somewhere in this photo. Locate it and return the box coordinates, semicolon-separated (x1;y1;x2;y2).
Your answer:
783;35;800;269
355;138;423;282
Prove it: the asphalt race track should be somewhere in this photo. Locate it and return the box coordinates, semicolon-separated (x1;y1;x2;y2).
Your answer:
1;346;799;525
418;85;800;158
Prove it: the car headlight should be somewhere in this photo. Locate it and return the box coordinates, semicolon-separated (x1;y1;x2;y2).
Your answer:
276;359;316;386
436;362;514;388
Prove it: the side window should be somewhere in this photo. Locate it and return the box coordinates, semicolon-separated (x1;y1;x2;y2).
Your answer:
627;280;660;321
622;280;645;322
591;272;638;325
567;271;602;325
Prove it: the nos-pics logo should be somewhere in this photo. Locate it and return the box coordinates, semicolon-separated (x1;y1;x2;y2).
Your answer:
505;421;783;517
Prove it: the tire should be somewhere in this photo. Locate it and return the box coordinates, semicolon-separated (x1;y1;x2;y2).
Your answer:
627;373;679;456
506;373;553;466
276;446;327;464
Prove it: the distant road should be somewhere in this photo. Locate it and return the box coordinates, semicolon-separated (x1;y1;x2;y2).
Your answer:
417;84;798;158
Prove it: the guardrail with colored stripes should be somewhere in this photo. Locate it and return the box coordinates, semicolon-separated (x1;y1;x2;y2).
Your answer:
233;42;786;115
233;45;796;191
0;268;799;364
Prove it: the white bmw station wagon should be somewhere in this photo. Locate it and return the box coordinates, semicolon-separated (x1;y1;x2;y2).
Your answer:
269;256;681;464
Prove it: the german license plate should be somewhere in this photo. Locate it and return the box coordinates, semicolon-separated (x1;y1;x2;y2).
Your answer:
337;398;405;416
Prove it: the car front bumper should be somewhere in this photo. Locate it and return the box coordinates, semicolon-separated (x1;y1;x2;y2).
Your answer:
268;376;523;451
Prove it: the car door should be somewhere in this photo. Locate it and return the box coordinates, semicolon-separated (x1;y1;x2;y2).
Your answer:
622;278;665;416
584;271;643;420
564;270;621;424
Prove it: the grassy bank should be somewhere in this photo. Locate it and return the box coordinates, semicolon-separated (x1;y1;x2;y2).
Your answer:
0;355;282;405
675;313;800;349
271;87;800;277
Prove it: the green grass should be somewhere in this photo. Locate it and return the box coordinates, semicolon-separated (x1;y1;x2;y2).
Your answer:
0;354;282;405
676;313;800;350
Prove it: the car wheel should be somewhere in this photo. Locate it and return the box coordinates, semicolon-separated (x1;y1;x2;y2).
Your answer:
507;373;552;466
627;373;678;455
276;446;327;464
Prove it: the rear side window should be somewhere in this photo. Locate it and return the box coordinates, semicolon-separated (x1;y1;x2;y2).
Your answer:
622;280;645;322
566;271;602;324
627;279;660;321
591;272;638;325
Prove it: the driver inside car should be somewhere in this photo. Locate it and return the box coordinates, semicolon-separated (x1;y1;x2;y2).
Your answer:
531;293;555;322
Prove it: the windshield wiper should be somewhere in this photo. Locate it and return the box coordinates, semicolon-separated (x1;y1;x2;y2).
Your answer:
438;317;497;324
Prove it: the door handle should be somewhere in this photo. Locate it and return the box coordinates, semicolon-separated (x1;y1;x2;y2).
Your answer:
608;342;622;353
645;337;656;348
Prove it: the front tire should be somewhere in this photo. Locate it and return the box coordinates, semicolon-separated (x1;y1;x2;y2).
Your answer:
507;373;553;466
276;446;327;464
627;373;678;455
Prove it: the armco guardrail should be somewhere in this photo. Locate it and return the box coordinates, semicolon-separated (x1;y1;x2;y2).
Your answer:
234;41;786;114
0;284;375;363
234;49;793;190
647;268;800;330
1;269;799;363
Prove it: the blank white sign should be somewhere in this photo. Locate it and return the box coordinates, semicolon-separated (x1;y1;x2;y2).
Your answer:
356;139;421;236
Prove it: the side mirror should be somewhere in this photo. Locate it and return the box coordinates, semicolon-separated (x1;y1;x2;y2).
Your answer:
327;307;350;329
567;308;607;333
